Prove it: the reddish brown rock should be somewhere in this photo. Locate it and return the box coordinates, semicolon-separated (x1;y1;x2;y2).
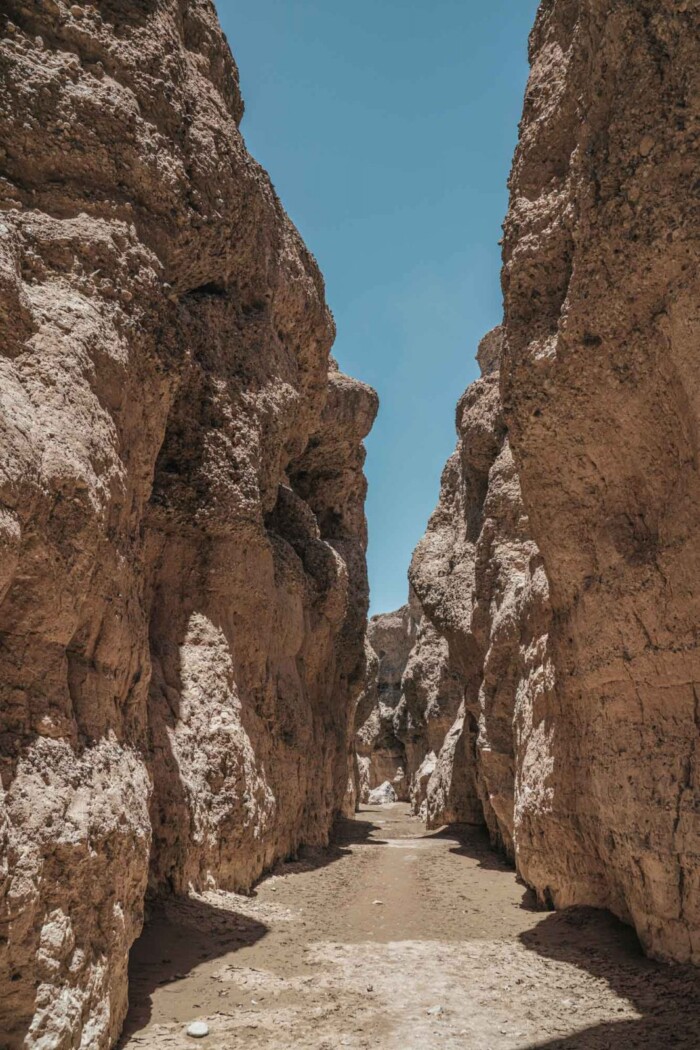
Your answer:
0;2;376;1046
406;0;700;968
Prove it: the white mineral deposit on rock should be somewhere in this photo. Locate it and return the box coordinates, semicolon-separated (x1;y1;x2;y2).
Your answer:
367;781;397;806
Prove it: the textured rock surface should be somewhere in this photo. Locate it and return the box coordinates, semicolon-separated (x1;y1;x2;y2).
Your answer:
354;605;415;802
407;328;551;839
405;0;700;967
500;0;700;963
394;593;466;821
0;3;376;1047
355;595;468;813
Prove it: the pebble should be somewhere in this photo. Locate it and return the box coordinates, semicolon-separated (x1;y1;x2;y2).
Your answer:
186;1021;209;1039
639;135;655;157
372;899;383;905
70;5;84;17
427;1005;444;1016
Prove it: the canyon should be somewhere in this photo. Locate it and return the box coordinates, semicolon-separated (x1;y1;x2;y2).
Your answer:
0;0;699;1048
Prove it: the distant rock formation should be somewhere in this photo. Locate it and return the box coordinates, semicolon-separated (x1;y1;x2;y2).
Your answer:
354;591;468;820
355;605;415;802
0;2;376;1046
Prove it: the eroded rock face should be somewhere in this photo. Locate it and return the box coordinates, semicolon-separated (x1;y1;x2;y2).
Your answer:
0;3;376;1046
355;592;470;813
354;605;415;802
406;0;700;967
501;0;700;963
407;328;551;839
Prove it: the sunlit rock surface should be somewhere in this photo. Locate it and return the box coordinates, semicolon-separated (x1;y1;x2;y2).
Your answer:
0;2;376;1045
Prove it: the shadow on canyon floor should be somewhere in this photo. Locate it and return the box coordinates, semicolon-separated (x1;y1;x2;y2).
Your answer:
520;907;700;1049
120;815;387;1043
119;895;269;1044
244;815;389;884
442;821;532;876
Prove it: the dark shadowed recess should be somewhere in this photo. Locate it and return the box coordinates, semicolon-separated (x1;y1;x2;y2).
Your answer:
521;908;700;1049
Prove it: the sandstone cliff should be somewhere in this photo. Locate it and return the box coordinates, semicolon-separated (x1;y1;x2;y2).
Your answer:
355;592;467;819
405;328;550;842
404;0;700;967
500;0;700;964
0;3;376;1047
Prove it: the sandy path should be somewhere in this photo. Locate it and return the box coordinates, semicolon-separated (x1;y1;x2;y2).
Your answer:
120;804;700;1049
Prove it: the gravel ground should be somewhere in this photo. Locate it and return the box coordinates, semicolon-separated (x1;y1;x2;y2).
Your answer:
119;803;700;1049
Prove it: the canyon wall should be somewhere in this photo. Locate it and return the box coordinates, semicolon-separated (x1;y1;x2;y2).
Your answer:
405;328;551;843
500;0;700;964
0;3;376;1048
404;0;700;966
355;593;467;817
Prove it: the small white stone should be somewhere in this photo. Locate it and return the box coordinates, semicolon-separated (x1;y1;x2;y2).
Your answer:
186;1021;209;1038
427;1005;443;1016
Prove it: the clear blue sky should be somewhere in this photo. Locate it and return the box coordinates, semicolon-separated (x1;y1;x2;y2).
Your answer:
214;0;539;615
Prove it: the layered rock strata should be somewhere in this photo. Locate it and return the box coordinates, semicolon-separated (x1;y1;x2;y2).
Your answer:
0;3;376;1047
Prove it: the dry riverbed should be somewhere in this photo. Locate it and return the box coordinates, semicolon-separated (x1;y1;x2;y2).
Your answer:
120;804;700;1049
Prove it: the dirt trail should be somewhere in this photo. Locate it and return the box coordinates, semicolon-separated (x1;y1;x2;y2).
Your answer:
120;804;700;1049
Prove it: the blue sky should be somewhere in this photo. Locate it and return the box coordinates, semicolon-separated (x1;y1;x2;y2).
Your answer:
214;0;539;614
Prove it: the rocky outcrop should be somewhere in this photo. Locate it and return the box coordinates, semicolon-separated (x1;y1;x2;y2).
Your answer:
500;0;700;964
354;605;415;802
406;328;551;841
355;594;467;815
407;0;700;967
393;593;467;821
0;3;376;1047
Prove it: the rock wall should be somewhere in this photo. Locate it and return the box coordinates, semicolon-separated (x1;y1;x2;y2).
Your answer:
354;605;415;802
0;3;376;1047
406;328;551;841
500;0;700;964
395;592;466;819
406;0;700;966
354;594;467;816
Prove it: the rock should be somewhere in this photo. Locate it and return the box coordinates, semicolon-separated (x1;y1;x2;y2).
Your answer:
354;605;416;802
427;1005;444;1016
405;326;540;843
367;781;397;806
186;1021;209;1039
355;589;467;817
0;3;377;1046
406;0;700;967
501;0;700;965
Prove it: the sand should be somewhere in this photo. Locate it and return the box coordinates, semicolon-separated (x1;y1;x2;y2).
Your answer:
119;804;700;1049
